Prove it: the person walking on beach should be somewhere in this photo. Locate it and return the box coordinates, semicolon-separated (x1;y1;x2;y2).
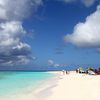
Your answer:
76;69;78;73
66;71;68;74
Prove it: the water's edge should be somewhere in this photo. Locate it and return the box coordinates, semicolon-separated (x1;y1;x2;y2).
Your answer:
0;72;59;100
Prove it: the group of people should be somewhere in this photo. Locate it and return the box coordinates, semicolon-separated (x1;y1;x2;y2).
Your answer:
61;67;100;75
62;70;68;75
76;67;100;75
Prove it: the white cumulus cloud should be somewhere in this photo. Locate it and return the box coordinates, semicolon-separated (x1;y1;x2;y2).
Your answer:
47;59;60;67
0;0;42;21
0;0;42;66
54;64;60;67
0;21;32;66
64;5;100;49
57;0;97;7
48;59;54;65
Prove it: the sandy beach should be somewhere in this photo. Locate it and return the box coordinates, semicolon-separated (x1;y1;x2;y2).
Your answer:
46;71;100;100
1;71;100;100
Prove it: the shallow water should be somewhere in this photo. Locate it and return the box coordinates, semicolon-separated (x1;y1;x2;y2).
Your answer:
0;72;54;97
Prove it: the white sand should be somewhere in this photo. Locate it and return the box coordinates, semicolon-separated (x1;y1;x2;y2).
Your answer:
46;71;100;100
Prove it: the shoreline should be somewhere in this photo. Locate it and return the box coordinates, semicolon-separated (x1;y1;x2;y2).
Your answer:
0;71;59;100
1;71;100;100
33;71;60;100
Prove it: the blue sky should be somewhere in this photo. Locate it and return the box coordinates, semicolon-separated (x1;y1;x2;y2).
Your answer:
0;0;100;70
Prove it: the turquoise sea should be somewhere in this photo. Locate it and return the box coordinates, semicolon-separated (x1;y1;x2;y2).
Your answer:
0;72;54;97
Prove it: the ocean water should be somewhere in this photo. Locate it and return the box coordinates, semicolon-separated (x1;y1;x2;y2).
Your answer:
0;72;54;97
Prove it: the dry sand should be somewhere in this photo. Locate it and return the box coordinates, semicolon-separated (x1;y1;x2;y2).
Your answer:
46;71;100;100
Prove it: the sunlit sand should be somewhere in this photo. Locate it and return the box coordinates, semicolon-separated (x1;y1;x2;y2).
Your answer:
46;71;100;100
